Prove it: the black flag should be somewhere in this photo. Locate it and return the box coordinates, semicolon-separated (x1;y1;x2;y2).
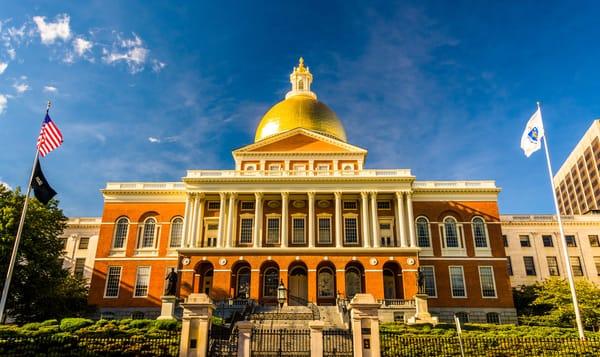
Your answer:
31;160;56;205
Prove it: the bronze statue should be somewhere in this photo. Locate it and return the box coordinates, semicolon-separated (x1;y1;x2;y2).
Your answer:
165;268;178;296
417;268;425;294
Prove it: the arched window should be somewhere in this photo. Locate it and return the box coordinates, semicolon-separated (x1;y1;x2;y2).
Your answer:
169;217;184;248
455;311;469;324
472;217;488;248
236;267;251;299
444;217;459;248
383;269;396;299
416;217;431;248
298;79;304;90
486;312;500;324
345;267;362;298
318;267;335;298
112;217;129;249
139;217;156;248
263;267;279;297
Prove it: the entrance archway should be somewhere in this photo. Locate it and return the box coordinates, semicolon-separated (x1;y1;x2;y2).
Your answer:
231;261;251;299
345;262;365;299
316;261;337;305
260;261;280;305
195;262;214;296
383;261;403;299
288;263;308;306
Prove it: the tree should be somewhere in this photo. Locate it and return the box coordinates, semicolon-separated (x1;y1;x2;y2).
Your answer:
0;185;90;323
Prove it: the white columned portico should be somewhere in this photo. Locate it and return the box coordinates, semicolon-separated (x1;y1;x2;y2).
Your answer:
226;193;237;248
334;191;342;247
370;192;380;248
308;191;315;248
395;192;407;248
189;194;199;247
253;192;263;248
217;192;227;247
194;194;205;247
182;193;193;247
406;192;416;247
360;192;370;248
281;192;289;248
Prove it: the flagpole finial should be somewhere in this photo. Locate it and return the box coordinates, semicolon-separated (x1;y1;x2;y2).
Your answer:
46;101;51;113
536;101;541;109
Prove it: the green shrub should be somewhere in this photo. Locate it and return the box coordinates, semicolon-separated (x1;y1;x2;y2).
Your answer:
154;319;178;331
40;319;58;327
118;318;132;326
59;318;94;332
22;322;43;331
128;319;154;329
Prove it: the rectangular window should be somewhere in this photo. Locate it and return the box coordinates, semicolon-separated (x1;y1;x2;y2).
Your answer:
479;266;497;298
506;257;513;276
343;201;358;210
240;201;255;211
594;256;600;276
377;200;391;210
502;235;508;247
293;164;306;176
317;164;330;175
292;218;305;244
421;266;437;297
519;235;531;247
266;218;280;244
523;256;536;276
449;266;466;298
547;256;560;276
542;235;553;247
78;237;89;249
60;238;68;249
318;217;332;244
104;266;122;298
570;256;583;276
269;164;281;173
206;237;217;247
589;235;600;247
566;235;577;247
207;201;220;210
239;218;253;244
74;258;86;279
344;217;358;244
134;266;151;297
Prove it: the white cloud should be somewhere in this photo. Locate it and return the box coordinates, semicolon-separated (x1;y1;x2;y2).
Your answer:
103;34;148;73
0;180;11;190
43;85;58;93
0;62;7;74
32;14;71;44
152;59;166;73
73;37;92;56
148;136;160;143
0;94;7;114
7;49;16;60
13;82;29;93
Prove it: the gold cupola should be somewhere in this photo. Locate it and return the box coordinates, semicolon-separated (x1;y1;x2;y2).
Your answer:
254;58;347;142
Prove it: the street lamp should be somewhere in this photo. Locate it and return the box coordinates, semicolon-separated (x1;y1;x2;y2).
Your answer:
277;279;286;309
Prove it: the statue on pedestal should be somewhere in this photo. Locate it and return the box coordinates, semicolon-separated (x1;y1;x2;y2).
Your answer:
165;268;178;296
417;267;426;294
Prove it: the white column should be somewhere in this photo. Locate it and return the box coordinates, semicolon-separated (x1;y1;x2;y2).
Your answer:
334;192;342;247
226;193;237;248
195;194;205;247
254;193;263;248
189;194;200;247
395;192;407;248
370;192;380;248
361;192;370;248
182;193;193;247
308;192;315;248
281;192;289;248
217;192;227;247
406;192;416;247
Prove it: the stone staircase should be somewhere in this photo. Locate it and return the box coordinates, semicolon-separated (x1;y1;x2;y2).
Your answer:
249;304;346;329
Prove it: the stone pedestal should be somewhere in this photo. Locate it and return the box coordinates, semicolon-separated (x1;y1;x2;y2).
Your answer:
348;294;381;357
237;321;253;357
158;295;178;320
408;293;439;325
179;293;215;357
309;320;325;357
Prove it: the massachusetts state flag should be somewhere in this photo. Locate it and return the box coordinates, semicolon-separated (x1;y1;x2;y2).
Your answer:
37;113;63;157
520;107;545;157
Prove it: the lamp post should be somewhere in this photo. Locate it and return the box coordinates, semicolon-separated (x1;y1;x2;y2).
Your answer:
277;279;286;310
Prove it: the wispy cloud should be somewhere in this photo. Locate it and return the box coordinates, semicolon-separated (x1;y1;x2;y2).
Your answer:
43;85;58;93
13;82;29;93
0;94;7;114
102;33;148;73
152;59;166;73
73;37;92;55
0;62;7;74
148;136;160;143
32;14;71;44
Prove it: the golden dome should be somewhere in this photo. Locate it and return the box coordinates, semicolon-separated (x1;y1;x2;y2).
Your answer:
254;58;347;142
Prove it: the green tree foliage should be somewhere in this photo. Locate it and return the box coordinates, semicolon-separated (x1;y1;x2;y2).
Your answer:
0;185;90;323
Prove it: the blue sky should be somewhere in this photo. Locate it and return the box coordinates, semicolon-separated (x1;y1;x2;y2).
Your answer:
1;1;599;217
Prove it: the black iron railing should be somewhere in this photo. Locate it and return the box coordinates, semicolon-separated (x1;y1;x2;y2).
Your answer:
251;328;311;356
323;329;353;357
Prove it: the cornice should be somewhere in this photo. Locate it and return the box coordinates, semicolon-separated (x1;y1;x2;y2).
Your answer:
177;247;421;255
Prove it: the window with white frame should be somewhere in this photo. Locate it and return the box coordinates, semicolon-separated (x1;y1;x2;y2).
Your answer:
112;217;129;249
523;256;536;276
139;217;157;249
104;266;122;298
416;217;431;248
239;218;254;244
169;217;183;248
318;217;332;244
547;256;560;276
471;217;488;248
269;164;282;175
344;217;359;244
293;164;307;176
78;237;89;249
207;201;220;210
74;258;86;279
241;201;255;211
343;200;358;210
134;266;151;297
449;266;466;297
377;200;391;210
244;163;256;171
421;266;437;297
479;266;497;298
317;164;330;175
570;256;584;276
342;164;354;175
443;217;460;248
266;217;280;244
292;217;306;244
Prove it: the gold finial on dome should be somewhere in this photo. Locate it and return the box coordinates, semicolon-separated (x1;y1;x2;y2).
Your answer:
287;57;316;100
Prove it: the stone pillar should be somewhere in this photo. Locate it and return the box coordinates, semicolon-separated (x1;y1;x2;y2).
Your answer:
408;293;439;325
334;192;342;247
348;294;381;357
361;192;370;248
182;193;193;247
189;195;200;247
158;295;177;320
309;320;325;357
370;192;380;248
194;194;205;247
254;193;263;248
179;293;215;357
237;320;253;357
217;193;227;248
308;192;315;248
406;193;416;247
281;192;289;248
226;193;237;248
395;192;407;248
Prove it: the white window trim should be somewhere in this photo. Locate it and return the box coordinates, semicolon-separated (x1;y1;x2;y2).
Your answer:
269;163;282;176
343;200;358;210
317;163;330;176
343;213;360;245
317;266;336;297
135;217;160;256
342;163;354;175
244;163;257;171
168;216;184;250
262;267;279;297
415;216;433;255
291;214;307;244
449;265;467;298
265;214;281;244
317;215;333;244
439;216;466;257
293;164;307;176
133;266;151;298
378;217;394;247
471;217;492;257
103;266;122;299
207;201;220;211
478;266;497;299
240;201;255;211
421;265;437;298
238;214;255;245
377;200;392;210
110;217;129;254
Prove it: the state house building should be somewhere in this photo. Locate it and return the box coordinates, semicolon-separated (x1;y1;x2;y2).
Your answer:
88;59;516;323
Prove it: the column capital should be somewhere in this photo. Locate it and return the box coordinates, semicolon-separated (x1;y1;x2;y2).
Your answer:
281;191;289;198
228;192;238;200
307;191;316;198
369;190;378;196
395;191;404;198
334;191;343;199
360;191;369;198
219;192;227;200
254;192;264;200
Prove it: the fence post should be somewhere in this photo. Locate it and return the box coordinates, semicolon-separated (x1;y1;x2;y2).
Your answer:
309;320;325;357
237;321;253;357
179;293;215;357
348;293;381;357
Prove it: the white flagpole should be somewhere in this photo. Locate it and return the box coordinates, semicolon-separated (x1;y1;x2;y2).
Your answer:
0;102;50;323
538;102;586;339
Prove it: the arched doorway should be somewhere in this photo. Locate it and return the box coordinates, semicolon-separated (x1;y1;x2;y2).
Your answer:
196;262;214;296
231;261;251;299
345;262;365;299
260;261;280;305
288;263;308;306
316;261;336;305
383;261;403;299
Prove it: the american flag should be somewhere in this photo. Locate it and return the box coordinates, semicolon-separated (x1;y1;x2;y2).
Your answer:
37;113;63;157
